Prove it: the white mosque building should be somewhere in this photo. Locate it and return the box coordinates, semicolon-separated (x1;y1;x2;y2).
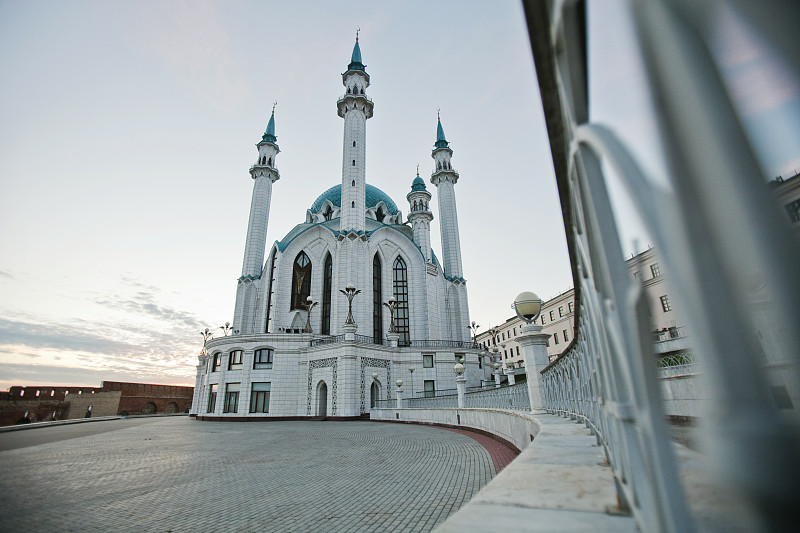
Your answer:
191;39;482;420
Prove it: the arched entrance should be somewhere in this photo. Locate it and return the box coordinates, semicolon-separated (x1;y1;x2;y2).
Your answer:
370;381;380;409
317;381;328;417
165;402;178;414
141;402;156;415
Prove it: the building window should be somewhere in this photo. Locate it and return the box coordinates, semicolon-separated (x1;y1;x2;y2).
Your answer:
291;251;312;310
424;380;435;398
513;327;516;336
207;384;217;413
228;350;243;370
559;306;564;317
322;253;332;335
660;295;672;312
504;350;508;358
373;254;383;343
352;159;356;166
541;314;546;324
211;353;221;372
651;263;661;278
393;256;410;345
563;329;569;342
249;382;271;413
568;302;574;313
550;310;555;320
223;383;240;413
785;199;800;223
423;354;434;368
516;346;520;356
253;349;273;369
554;333;560;345
352;141;356;147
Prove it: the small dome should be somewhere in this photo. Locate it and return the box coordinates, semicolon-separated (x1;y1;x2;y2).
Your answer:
411;176;427;192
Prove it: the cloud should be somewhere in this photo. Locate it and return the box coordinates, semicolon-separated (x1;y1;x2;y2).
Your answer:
0;271;14;280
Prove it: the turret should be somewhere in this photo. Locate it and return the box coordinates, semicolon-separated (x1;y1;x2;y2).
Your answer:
336;35;374;233
430;113;463;278
407;168;433;263
234;105;281;334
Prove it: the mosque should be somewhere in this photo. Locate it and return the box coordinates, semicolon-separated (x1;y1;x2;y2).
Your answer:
191;38;483;419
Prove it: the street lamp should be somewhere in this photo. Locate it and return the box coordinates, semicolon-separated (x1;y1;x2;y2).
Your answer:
220;322;232;336
513;291;543;324
468;321;480;344
303;296;318;333
409;367;415;397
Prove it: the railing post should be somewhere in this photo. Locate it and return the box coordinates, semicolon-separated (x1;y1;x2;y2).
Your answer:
455;374;466;408
395;380;404;409
516;323;550;410
386;332;399;348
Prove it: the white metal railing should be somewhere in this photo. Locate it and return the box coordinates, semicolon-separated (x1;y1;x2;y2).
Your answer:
524;1;800;532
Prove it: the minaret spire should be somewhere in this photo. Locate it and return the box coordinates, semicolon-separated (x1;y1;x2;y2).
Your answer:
337;36;374;233
233;105;281;333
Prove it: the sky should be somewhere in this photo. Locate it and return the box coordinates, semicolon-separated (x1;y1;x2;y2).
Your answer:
1;1;797;390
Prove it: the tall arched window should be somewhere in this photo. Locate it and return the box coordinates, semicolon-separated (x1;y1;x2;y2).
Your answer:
393;256;410;345
373;254;383;344
322;253;332;335
291;251;312;310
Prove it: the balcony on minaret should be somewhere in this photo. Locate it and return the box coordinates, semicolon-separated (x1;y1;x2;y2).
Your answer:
336;93;374;119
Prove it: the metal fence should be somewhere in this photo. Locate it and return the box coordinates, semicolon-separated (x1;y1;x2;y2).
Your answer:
525;1;800;531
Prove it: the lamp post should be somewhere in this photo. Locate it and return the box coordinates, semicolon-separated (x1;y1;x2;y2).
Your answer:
454;361;466;408
491;347;502;387
220;322;232;336
302;296;318;333
408;367;415;398
512;291;549;410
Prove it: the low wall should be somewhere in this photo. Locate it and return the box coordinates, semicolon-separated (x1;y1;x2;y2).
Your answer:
659;372;704;418
370;408;541;452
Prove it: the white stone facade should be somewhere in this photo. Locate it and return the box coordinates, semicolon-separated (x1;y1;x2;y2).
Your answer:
191;40;478;419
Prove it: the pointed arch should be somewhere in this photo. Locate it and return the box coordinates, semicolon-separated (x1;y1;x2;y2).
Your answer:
373;253;383;343
268;156;272;166
322;253;333;334
392;256;410;345
291;251;312;310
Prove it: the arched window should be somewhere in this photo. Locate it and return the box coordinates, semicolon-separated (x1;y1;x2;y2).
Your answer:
352;160;356;166
260;156;265;165
347;87;351;94
322;253;332;334
353;141;356;147
393;256;410;345
360;87;364;95
376;207;385;222
352;180;355;186
373;254;383;343
352;201;355;208
268;157;272;166
323;205;333;221
291;251;312;310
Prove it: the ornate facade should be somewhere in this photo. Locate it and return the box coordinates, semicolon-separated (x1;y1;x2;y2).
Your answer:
191;39;480;419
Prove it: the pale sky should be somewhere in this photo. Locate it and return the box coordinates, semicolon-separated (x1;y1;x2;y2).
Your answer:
1;1;797;390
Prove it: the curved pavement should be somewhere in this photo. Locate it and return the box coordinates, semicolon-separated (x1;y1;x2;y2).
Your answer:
0;417;499;532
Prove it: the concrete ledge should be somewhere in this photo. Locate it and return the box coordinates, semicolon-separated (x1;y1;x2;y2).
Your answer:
0;413;187;432
195;415;366;422
371;408;540;451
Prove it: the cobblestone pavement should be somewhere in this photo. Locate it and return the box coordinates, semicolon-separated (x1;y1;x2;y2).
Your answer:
0;418;495;533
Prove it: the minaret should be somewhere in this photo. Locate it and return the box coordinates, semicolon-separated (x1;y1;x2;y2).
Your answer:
336;33;374;233
407;167;434;263
430;113;463;279
233;105;280;333
241;105;280;278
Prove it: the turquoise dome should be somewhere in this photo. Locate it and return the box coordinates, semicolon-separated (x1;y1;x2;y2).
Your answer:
310;184;399;215
411;176;427;191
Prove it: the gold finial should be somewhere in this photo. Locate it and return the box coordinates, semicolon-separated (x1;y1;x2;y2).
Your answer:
356;26;360;42
272;101;277;115
437;108;440;121
416;163;420;176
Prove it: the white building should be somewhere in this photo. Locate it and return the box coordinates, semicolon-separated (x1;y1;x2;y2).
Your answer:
476;247;681;367
191;39;479;420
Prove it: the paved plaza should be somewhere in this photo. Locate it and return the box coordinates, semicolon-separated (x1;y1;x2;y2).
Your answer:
0;417;498;532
